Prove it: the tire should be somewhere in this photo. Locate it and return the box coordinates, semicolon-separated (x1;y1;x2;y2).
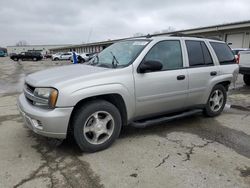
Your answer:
73;100;122;152
54;58;59;61
78;57;85;64
203;85;227;117
243;74;250;86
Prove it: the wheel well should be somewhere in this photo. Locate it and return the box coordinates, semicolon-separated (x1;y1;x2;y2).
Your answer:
216;81;231;91
67;94;128;136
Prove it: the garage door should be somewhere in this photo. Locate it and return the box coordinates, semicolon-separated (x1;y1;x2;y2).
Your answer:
226;33;244;48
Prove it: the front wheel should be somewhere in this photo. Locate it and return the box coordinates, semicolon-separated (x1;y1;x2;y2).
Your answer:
73;100;122;152
243;74;250;86
78;57;85;64
203;85;227;117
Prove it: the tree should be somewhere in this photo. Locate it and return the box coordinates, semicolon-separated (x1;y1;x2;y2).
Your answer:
133;32;145;37
161;26;175;33
16;40;28;46
153;26;176;35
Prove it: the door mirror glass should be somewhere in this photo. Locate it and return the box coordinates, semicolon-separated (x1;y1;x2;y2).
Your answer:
139;60;163;73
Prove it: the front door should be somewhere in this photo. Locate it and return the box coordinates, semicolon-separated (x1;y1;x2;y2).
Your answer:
134;40;188;118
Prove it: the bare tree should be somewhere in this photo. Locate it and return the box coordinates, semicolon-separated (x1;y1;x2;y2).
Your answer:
152;26;176;35
16;40;28;46
161;26;175;33
153;31;161;35
133;32;145;37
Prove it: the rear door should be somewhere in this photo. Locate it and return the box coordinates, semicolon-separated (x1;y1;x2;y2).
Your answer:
185;40;219;106
209;41;238;80
62;52;72;60
134;40;188;117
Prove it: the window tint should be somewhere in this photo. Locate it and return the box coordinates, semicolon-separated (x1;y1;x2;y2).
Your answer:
201;42;213;65
210;42;235;64
144;40;183;71
186;40;213;67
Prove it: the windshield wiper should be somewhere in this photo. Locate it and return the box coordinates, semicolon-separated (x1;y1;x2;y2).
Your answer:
88;54;99;66
110;51;119;68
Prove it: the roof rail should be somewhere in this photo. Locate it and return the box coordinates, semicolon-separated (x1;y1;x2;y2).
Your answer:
169;32;188;37
206;37;222;41
170;32;222;41
170;32;205;38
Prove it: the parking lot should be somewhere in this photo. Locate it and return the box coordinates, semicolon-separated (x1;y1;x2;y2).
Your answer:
0;56;249;188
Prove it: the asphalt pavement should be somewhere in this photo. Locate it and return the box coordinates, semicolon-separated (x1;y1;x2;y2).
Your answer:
0;57;249;188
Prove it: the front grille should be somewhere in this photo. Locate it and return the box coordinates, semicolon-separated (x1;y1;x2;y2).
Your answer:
37;120;43;127
24;83;48;106
25;83;35;93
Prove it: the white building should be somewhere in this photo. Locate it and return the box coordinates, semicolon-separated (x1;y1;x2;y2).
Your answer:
50;20;250;54
6;44;70;55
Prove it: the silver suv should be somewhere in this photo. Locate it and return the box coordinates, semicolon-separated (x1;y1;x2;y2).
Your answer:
17;36;239;152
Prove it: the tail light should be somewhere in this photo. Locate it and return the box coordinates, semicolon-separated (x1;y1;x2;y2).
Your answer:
236;53;240;64
235;54;239;64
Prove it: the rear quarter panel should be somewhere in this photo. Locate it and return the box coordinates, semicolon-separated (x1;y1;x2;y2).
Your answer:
201;64;239;103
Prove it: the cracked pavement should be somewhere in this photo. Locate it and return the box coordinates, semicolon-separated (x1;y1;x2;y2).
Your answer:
0;57;250;188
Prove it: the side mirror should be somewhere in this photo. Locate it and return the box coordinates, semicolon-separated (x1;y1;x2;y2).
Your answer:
139;60;163;73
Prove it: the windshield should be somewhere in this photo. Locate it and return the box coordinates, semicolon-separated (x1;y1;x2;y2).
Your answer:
88;40;150;68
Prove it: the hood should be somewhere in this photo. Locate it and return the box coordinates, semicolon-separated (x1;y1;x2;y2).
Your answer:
25;64;109;87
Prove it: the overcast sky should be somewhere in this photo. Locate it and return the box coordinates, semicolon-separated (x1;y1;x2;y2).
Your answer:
0;0;250;47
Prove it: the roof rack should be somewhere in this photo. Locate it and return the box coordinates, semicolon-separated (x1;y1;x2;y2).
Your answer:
169;32;222;41
170;32;205;38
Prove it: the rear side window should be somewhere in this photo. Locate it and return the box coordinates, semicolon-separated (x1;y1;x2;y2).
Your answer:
186;40;213;67
201;42;213;65
210;42;235;64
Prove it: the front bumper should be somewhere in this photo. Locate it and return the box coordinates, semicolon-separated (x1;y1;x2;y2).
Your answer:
17;93;73;139
239;67;250;75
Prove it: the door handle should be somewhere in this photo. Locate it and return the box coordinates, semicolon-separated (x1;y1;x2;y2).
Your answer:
177;75;185;80
210;71;217;76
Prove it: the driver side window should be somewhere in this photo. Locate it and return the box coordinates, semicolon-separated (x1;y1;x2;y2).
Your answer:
144;40;183;71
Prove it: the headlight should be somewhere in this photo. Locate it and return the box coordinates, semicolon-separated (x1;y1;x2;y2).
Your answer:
33;88;58;108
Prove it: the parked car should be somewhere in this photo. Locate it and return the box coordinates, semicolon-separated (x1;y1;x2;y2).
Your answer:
70;52;97;63
0;50;6;57
52;52;72;61
44;54;52;59
231;48;250;63
17;36;238;152
238;50;250;85
10;52;43;61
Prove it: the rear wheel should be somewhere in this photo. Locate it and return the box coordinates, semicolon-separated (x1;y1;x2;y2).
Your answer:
203;85;227;117
243;74;250;86
73;100;122;152
78;57;85;63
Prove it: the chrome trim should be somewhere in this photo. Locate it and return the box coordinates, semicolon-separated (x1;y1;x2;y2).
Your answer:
23;88;49;104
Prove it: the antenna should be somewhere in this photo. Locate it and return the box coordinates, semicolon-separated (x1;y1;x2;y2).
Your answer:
87;28;93;43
